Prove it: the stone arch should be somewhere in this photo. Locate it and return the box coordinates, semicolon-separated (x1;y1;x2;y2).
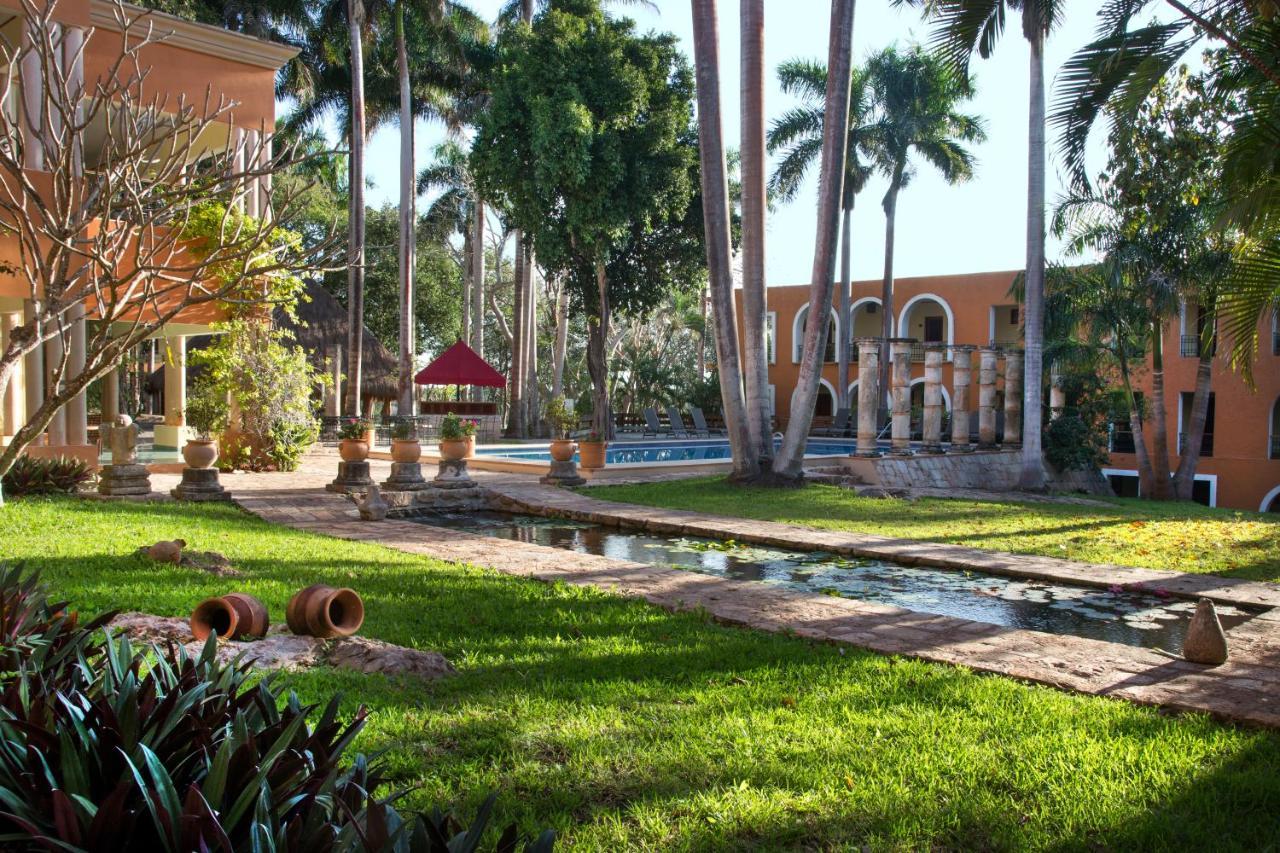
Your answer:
898;293;955;350
1260;484;1280;513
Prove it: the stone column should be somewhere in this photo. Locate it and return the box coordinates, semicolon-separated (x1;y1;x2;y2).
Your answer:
855;337;881;456
977;346;999;449
164;336;187;427
1003;347;1024;448
1;312;23;438
950;345;974;452
889;338;915;455
1049;363;1065;421
44;325;66;446
921;344;945;454
65;304;87;446
102;367;120;422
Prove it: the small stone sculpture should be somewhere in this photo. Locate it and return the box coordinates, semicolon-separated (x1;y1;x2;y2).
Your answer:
1183;599;1229;665
146;539;187;564
102;414;139;465
98;414;153;496
358;484;389;521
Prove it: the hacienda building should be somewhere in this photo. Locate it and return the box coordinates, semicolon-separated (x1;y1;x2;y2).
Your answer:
739;270;1280;513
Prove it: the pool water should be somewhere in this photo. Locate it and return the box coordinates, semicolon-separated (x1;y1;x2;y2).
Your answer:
408;511;1260;652
476;439;859;464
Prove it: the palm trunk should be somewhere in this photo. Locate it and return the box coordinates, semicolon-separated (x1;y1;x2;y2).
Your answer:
507;231;525;435
690;0;756;479
739;0;771;464
1148;321;1173;499
461;229;472;346
1019;21;1047;489
877;173;902;424
551;279;568;399
773;0;856;479
344;0;367;416
586;259;612;439
836;196;852;409
525;261;539;433
395;3;415;416
471;198;485;359
1173;345;1213;500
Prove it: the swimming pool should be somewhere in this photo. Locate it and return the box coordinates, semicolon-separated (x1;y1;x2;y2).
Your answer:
475;438;860;464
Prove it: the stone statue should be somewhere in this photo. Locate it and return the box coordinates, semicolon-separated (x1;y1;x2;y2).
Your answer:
102;414;139;466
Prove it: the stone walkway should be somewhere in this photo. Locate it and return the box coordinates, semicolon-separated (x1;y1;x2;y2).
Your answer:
148;452;1280;728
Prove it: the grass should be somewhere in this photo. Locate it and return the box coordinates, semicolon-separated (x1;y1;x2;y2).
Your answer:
582;477;1280;582
4;495;1280;850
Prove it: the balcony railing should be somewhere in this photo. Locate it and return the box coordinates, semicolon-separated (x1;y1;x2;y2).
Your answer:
1178;432;1214;457
1181;335;1217;358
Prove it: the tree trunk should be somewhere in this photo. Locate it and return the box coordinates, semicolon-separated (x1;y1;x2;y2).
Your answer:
525;258;539;434
1173;345;1213;500
344;0;367;416
471;198;485;361
739;0;771;464
1019;19;1047;489
836;197;852;409
690;0;756;479
507;231;525;435
585;259;612;439
551;279;568;399
1148;322;1173;499
877;173;902;424
1116;354;1154;493
697;286;708;377
395;4;415;417
460;229;472;346
773;0;856;479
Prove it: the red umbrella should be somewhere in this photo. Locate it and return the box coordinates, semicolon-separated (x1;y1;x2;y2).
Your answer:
414;340;506;395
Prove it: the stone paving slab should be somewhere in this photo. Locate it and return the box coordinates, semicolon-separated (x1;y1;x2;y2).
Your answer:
146;453;1280;728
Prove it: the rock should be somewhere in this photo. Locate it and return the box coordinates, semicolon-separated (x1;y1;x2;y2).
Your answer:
358;484;389;521
1183;599;1229;665
325;635;456;679
146;539;187;563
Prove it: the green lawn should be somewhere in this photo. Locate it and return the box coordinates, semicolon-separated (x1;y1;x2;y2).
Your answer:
4;496;1280;850
583;477;1280;582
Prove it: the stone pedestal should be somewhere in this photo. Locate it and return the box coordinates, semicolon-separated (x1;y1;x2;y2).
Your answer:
99;463;152;496
1003;348;1024;448
977;347;999;449
171;467;229;502
383;461;428;491
434;458;474;489
327;461;372;493
854;338;881;457
950;345;975;452
921;345;946;454
541;459;586;487
889;338;915;456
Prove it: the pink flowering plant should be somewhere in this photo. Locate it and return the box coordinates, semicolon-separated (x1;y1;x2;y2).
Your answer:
440;413;478;440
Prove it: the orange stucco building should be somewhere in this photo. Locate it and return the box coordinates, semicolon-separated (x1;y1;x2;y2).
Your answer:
0;0;297;459
738;271;1280;513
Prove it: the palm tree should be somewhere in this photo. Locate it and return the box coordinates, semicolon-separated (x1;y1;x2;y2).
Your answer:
865;44;984;411
419;139;481;343
767;60;877;412
738;0;770;466
921;0;1061;489
771;0;857;480
690;0;757;480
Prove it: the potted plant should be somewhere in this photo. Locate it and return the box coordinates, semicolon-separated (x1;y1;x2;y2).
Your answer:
182;377;228;469
438;413;476;461
545;398;578;462
337;418;373;463
389;420;420;463
578;429;607;469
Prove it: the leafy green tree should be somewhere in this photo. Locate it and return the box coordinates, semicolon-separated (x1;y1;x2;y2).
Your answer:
472;0;699;437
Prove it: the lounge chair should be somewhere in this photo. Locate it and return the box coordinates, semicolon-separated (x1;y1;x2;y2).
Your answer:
665;405;694;438
688;406;725;437
812;407;851;438
642;407;669;437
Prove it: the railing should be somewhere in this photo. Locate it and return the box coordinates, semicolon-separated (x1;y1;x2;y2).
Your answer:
1178;432;1214;457
1180;335;1217;358
989;339;1020;350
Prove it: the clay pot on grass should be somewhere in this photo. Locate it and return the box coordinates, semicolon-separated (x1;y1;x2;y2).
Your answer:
190;592;269;641
391;438;421;463
286;584;365;638
182;438;219;469
549;439;577;462
579;440;607;469
339;439;369;463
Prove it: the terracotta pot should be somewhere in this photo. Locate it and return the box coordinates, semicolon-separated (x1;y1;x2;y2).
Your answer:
182;438;219;469
391;439;421;463
438;438;468;461
463;435;476;459
363;428;378;446
549;439;577;462
146;539;187;564
339;439;369;463
190;593;269;641
579;441;607;469
286;584;365;639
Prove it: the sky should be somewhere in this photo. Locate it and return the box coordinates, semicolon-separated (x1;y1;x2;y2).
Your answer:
357;0;1116;286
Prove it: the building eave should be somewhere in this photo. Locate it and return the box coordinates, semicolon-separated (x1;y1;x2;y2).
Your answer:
90;0;300;71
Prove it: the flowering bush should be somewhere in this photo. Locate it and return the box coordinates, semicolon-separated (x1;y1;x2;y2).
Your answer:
581;429;605;443
391;419;418;441
338;418;373;441
440;413;479;440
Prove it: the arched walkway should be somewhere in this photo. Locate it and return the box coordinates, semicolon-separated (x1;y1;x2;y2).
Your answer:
898;293;955;351
909;377;953;411
1269;397;1280;460
792;303;839;363
848;296;887;345
792;378;837;418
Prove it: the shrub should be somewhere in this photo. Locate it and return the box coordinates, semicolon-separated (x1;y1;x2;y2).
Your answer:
440;413;477;440
391;419;418;441
185;375;230;440
338;418;373;441
1;455;91;497
269;419;320;472
543;399;577;439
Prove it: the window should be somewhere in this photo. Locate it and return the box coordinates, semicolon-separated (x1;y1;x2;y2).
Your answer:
767;384;776;418
924;316;944;343
1109;395;1140;454
1009;307;1019;325
766;312;777;365
1178;392;1215;457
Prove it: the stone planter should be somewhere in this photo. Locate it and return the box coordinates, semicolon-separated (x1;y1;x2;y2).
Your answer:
579;440;607;469
190;593;269;642
391;438;421;463
339;439;370;463
286;585;365;639
181;438;219;470
549;439;577;462
438;438;469;461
